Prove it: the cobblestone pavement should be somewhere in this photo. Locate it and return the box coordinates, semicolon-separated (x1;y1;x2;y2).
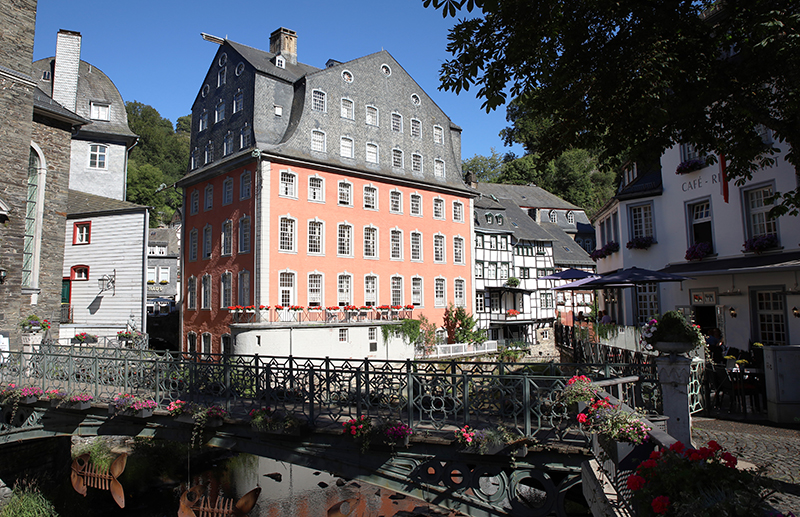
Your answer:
693;414;800;515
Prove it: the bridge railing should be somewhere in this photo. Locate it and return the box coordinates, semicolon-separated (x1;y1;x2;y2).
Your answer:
0;346;659;441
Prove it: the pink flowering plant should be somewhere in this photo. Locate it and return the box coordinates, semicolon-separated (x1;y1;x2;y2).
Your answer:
19;386;44;399
628;440;776;516
112;393;156;413
167;399;190;416
69;392;93;404
343;415;372;452
561;375;596;405
579;397;650;444
385;422;413;444
43;389;67;401
454;424;477;446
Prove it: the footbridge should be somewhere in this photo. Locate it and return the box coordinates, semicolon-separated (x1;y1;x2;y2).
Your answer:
0;344;660;516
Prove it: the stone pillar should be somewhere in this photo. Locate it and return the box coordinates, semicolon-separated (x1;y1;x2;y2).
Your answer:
655;355;692;446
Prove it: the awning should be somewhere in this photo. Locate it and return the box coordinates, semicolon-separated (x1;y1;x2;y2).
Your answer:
660;250;800;277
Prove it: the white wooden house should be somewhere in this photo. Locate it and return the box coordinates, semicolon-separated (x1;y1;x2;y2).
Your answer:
60;190;148;340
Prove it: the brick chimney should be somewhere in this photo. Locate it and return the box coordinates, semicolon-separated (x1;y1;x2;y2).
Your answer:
52;30;81;111
269;27;297;65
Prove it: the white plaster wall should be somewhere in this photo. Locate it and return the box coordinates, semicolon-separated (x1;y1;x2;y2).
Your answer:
69;140;127;201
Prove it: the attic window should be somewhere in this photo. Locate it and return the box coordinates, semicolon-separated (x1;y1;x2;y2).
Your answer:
201;84;210;98
485;213;493;224
235;62;245;76
218;53;228;67
411;94;420;106
496;215;504;226
90;102;110;121
381;64;391;76
274;105;283;117
342;70;353;83
275;55;285;69
567;211;575;224
41;71;51;81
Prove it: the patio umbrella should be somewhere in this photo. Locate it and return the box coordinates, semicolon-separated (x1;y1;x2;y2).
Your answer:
581;267;692;287
540;268;595;281
549;275;603;325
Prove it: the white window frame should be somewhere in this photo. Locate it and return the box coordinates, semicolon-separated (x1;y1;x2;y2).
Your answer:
338;181;352;206
629;202;654;240
239;215;251;253
567;211;575;224
307;219;324;255
363;185;378;210
411;153;423;173
279;170;298;199
390;228;403;260
390;190;402;214
433;197;445;220
411;276;423;306
453;201;464;222
434;277;446;307
308;175;325;203
312;89;327;112
277;270;294;306
433;125;444;144
363;225;378;259
434;233;445;263
391;276;404;306
434;159;445;178
220;271;232;308
453;236;464;264
221;220;232;256
308;272;324;307
311;130;326;153
745;184;778;239
410;193;422;216
340;137;354;158
233;89;243;113
90;102;110;121
201;274;212;310
199;111;208;132
366;142;379;164
454;278;466;308
366;105;379;126
341;98;354;120
410;118;421;137
364;274;378;306
89;144;107;169
337;273;353;306
278;215;297;253
391;112;403;132
410;231;422;262
392;148;404;169
215;100;225;123
202;224;213;259
223;132;234;156
240;125;251;149
337;222;353;257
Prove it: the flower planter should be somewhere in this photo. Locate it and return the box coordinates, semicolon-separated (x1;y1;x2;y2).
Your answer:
593;434;654;471
206;417;223;428
20;396;38;405
131;408;153;419
69;401;91;411
20;332;42;346
50;398;66;408
176;414;195;424
654;341;695;355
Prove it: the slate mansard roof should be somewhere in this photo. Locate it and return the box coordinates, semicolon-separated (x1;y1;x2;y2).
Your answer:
31;58;137;141
184;35;470;194
67;189;147;218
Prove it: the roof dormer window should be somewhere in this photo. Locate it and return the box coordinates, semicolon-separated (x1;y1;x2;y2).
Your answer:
90;102;110;121
276;55;285;69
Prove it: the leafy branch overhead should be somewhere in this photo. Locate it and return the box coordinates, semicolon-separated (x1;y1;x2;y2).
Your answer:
425;0;800;216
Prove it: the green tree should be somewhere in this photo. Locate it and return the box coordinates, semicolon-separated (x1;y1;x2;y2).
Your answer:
426;0;800;215
462;147;514;183
443;304;486;344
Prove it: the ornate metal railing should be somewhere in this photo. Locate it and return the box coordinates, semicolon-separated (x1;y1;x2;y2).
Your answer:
0;345;659;442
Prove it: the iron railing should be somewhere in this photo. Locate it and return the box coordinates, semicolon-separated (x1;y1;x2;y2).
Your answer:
0;344;659;441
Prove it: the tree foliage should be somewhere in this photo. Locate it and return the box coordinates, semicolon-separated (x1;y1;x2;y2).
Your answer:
462;147;515;183
426;0;800;215
125;102;190;226
443;304;486;344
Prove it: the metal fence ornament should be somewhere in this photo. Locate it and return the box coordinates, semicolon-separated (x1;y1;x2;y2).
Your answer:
70;453;127;508
178;485;261;517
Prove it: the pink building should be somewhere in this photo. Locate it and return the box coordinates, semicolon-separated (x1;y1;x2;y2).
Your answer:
179;29;475;358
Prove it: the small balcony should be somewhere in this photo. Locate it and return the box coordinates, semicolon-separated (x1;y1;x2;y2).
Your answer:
226;305;415;325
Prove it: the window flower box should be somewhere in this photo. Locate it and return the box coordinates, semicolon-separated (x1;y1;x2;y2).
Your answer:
742;234;779;254
675;158;706;175
590;241;620;261
685;241;712;261
626;236;655;250
72;333;98;344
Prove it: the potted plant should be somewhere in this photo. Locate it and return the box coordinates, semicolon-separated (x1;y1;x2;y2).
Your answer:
675;158;706;175
743;234;779;254
685;241;712;261
44;389;67;407
639;311;704;355
626;235;656;250
17;386;44;405
72;332;98;344
342;415;372;452
110;393;156;418
627;440;774;516
385;422;413;447
506;309;520;317
560;375;596;407
68;392;93;410
167;399;194;423
506;277;520;288
20;315;50;346
580;397;653;470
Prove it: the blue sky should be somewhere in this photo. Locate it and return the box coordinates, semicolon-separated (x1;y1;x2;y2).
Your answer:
33;0;521;161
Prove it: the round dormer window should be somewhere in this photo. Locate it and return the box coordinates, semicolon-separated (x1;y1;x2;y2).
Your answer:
218;53;228;67
381;64;391;77
201;84;210;98
411;94;421;106
235;62;245;76
342;70;353;83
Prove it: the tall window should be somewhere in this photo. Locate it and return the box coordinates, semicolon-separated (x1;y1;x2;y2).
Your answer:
549;210;557;223
201;274;212;309
312;90;326;112
203;225;212;259
434;234;445;262
73;222;91;245
364;226;377;258
337;224;352;256
338;181;352;206
311;130;326;152
240;171;251;199
340;137;354;158
215;100;225;123
278;272;293;306
190;191;199;214
239;216;250;253
433;198;444;219
309;176;324;202
308;220;323;254
338;274;352;305
688;200;713;252
411;119;421;137
434;159;445;178
453;202;463;222
187;276;197;309
366;143;379;164
223;132;234;156
187;333;197;353
390;229;402;259
433;125;443;144
412;153;422;173
475;262;483;279
341;98;354;119
746;186;778;239
189;229;198;261
308;273;322;307
391;149;403;168
453;237;464;264
233;90;243;113
410;194;421;216
629;204;654;239
754;290;786;345
222;178;233;205
199;111;208;131
221;220;232;256
363;186;377;210
279;217;295;252
412;277;422;306
280;171;296;197
411;232;422;261
454;279;466;307
391;113;403;132
204;185;213;210
567;211;575;224
391;276;403;306
239;270;251;305
221;272;232;308
89;144;107;169
240;125;251;149
390;191;402;213
366;106;378;126
635;283;659;326
540;292;554;309
365;275;377;306
434;278;446;307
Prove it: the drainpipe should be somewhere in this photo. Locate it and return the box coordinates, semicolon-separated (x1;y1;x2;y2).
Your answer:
252;149;261;309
